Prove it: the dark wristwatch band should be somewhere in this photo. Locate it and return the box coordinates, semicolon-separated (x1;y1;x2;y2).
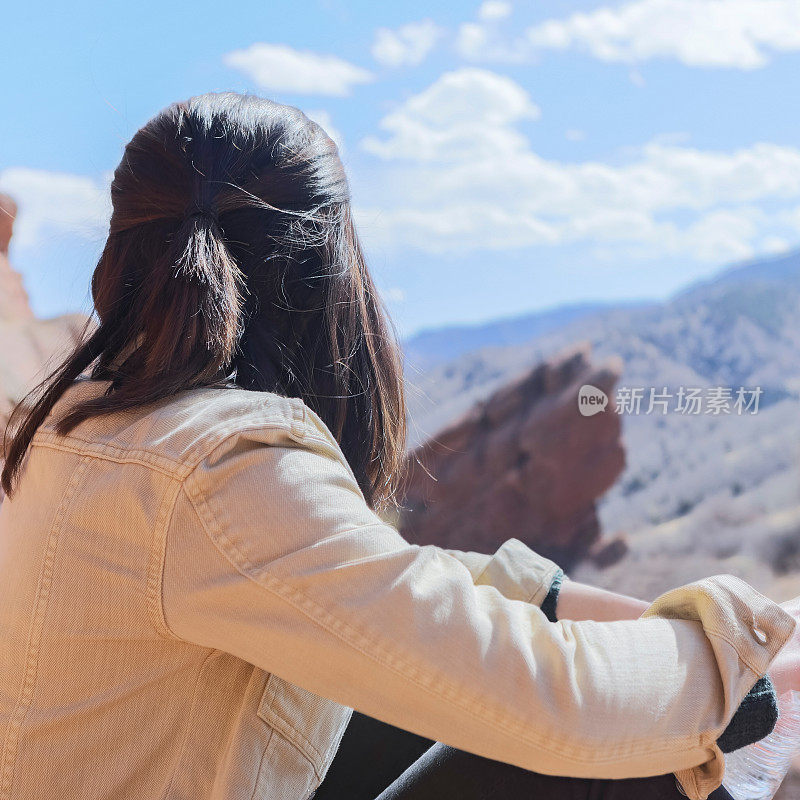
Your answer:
540;569;564;624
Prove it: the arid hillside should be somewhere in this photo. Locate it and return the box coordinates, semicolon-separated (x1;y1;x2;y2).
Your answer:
404;248;800;606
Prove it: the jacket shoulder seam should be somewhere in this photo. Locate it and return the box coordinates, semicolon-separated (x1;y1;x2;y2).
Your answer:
31;434;185;478
31;409;310;480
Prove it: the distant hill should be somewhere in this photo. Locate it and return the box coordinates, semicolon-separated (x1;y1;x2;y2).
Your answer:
401;300;648;371
681;247;800;294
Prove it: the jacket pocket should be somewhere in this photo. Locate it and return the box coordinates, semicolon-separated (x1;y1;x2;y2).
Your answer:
257;672;353;792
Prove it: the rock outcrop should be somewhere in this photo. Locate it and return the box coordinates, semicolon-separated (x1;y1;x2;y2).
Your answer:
0;194;34;323
0;193;88;439
398;345;626;569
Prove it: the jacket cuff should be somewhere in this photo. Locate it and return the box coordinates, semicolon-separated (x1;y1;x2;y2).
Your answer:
444;538;562;607
641;574;795;800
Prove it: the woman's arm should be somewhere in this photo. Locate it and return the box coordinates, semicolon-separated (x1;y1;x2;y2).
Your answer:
445;554;800;702
161;406;796;800
445;548;800;710
550;576;800;755
552;578;648;622
553;578;800;700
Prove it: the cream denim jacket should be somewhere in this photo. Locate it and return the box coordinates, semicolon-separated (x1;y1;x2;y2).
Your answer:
0;377;795;800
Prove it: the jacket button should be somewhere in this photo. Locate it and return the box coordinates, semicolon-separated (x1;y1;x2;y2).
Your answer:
752;626;768;645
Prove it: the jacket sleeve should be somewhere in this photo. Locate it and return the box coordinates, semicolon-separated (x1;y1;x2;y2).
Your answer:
160;406;796;800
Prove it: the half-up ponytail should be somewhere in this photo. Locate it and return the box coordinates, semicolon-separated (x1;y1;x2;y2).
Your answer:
2;92;407;513
138;209;245;385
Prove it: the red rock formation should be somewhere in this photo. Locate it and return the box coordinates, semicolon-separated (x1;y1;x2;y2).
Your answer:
398;344;626;569
0;195;35;322
0;195;89;492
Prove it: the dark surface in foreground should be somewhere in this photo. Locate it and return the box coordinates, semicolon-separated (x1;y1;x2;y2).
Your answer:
315;712;735;799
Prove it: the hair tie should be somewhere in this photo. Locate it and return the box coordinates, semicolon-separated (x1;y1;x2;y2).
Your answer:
183;203;218;224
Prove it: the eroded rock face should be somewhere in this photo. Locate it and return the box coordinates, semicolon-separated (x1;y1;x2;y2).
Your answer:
0;195;34;323
398;345;626;569
0;194;89;475
0;194;16;253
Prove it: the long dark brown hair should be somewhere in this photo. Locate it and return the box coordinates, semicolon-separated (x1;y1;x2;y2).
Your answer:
1;92;407;512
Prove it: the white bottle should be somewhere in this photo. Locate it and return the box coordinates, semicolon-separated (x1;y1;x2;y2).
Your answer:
723;689;800;800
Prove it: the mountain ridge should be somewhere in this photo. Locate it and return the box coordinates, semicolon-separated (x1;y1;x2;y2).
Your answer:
402;246;800;365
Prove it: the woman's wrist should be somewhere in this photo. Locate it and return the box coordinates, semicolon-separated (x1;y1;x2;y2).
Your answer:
551;578;648;622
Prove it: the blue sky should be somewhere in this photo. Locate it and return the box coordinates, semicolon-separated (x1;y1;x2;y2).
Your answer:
4;0;800;338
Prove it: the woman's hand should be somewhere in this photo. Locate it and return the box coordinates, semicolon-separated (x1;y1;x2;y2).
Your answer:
769;596;800;697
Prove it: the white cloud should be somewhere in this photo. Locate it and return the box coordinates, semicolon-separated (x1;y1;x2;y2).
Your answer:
670;207;761;262
0;168;110;249
455;23;491;60
761;235;791;255
526;0;800;69
456;0;521;61
361;68;540;162
565;128;586;141
224;43;373;96
358;71;800;262
455;21;530;62
372;20;442;68
304;109;345;153
478;1;512;21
